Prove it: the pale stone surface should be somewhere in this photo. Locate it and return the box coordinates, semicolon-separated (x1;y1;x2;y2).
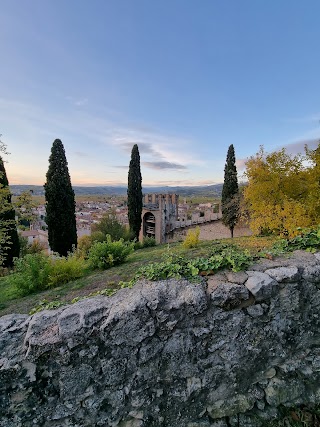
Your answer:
245;271;279;301
0;251;320;426
226;271;248;284
264;266;300;283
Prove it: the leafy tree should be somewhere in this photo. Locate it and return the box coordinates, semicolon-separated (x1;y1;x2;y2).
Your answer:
221;144;239;238
44;139;77;256
243;144;320;237
127;144;143;240
91;211;129;241
0;141;20;267
15;190;37;227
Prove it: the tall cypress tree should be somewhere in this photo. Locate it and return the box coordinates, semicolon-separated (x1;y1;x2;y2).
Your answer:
221;144;239;238
127;144;142;240
0;156;20;267
44;139;77;256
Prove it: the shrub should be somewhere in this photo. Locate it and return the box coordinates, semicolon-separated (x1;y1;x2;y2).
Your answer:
142;236;157;248
8;252;88;296
91;212;129;242
8;253;52;295
48;253;88;288
27;240;46;254
76;235;94;258
182;226;200;249
88;235;134;270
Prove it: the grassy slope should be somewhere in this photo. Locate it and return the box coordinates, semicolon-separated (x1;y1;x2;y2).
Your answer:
1;235;320;425
0;235;275;317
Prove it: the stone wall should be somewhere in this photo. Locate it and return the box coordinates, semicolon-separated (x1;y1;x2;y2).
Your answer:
1;250;320;427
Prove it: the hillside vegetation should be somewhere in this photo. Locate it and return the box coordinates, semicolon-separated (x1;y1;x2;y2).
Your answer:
1;227;319;317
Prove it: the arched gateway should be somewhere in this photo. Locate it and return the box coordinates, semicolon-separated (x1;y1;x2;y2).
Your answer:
139;194;179;244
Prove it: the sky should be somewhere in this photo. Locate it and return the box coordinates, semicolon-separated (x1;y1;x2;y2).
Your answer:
1;0;320;187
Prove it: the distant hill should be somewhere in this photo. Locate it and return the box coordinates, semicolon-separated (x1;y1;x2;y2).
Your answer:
10;184;224;198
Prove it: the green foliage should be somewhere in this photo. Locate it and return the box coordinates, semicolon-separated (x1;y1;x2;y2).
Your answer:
134;236;157;250
29;298;66;315
8;252;88;296
14;190;37;226
29;286;118;315
91;212;129;242
44;139;77;256
0;154;20;267
88;235;134;269
285;226;320;252
134;252;199;281
141;236;157;248
48;254;88;288
263;226;320;258
221;144;240;238
8;253;52;295
127;144;143;240
207;242;253;272
182;226;200;249
133;244;252;283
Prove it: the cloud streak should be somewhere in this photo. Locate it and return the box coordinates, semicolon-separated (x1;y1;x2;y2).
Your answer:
279;138;319;155
142;161;187;170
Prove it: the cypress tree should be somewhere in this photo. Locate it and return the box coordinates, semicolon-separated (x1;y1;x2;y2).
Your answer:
44;139;77;256
0;156;20;267
221;144;239;238
127;144;143;241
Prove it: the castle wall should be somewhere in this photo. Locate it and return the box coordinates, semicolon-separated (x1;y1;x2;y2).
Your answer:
140;194;179;243
1;251;320;426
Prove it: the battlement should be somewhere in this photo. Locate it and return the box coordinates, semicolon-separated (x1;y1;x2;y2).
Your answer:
140;193;179;243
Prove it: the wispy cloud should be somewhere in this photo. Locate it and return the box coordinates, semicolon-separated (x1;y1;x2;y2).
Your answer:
110;128;204;169
74;151;89;157
236;138;320;171
65;96;88;107
115;141;164;158
0;97;205;185
142;161;187;170
279;138;319;155
145;179;218;186
283;113;320;124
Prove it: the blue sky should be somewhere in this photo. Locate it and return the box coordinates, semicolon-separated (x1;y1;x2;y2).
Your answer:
1;0;320;186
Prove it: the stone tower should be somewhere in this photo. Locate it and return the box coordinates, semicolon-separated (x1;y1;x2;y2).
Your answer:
139;194;179;244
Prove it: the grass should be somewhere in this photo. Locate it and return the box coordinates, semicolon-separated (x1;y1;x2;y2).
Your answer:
0;235;277;317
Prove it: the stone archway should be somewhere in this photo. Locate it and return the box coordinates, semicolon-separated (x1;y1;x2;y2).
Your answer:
143;212;156;238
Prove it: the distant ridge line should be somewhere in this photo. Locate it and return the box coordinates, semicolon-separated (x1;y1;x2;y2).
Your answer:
10;184;224;197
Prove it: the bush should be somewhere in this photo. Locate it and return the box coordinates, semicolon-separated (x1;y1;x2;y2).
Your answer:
76;235;94;258
182;226;200;249
88;235;134;270
48;254;88;288
142;236;157;248
91;212;129;242
8;252;88;296
8;253;52;295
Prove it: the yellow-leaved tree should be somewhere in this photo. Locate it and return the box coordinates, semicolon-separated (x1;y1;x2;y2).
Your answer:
243;143;320;237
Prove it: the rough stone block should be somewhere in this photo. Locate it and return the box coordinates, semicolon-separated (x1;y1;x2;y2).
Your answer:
245;271;279;301
264;266;300;283
210;283;250;309
302;264;320;283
